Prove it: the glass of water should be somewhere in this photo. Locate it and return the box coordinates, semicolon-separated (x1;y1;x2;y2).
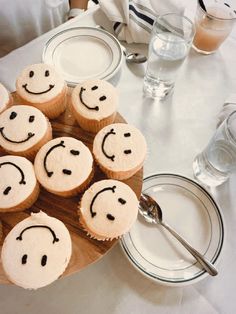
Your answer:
143;13;195;99
193;111;236;186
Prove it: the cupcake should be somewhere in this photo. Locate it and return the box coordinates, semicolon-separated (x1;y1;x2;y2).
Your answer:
79;179;139;240
0;155;39;212
0;220;2;241
34;136;94;197
0;83;13;113
93;123;147;180
16;63;68;119
1;211;72;290
71;79;118;133
0;105;52;160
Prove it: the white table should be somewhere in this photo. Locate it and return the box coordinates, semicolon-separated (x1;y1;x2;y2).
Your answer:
0;5;236;314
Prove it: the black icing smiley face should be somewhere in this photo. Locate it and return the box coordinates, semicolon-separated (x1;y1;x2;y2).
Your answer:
0;105;48;150
72;79;118;116
80;179;139;239
17;63;65;102
34;136;93;193
1;212;72;289
93;123;147;170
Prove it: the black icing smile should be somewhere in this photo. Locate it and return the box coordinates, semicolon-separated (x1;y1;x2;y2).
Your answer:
0;127;35;143
101;128;116;161
22;83;55;95
90;185;127;221
79;87;99;111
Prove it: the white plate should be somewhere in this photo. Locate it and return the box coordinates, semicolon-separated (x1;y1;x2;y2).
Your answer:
42;27;123;86
120;174;224;286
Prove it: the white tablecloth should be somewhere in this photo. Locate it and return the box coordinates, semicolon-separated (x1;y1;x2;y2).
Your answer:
0;5;236;314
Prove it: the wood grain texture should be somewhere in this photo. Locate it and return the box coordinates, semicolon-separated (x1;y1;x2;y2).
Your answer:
0;91;143;285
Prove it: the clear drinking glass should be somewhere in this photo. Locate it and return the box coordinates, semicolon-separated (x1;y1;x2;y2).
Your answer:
143;13;195;99
193;0;235;54
193;111;236;186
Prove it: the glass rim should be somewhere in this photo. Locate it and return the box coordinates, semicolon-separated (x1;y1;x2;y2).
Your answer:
197;0;236;21
154;13;196;42
226;110;236;143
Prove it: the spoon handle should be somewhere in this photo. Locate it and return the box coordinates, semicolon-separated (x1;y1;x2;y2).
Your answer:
160;221;218;276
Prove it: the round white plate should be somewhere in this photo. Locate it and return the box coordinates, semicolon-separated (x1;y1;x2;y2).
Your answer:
42;27;123;86
120;174;224;286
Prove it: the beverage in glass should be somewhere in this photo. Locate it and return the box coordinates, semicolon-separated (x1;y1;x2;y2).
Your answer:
193;0;235;54
193;111;236;186
143;13;195;99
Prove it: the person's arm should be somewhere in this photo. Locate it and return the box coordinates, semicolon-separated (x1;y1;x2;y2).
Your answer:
69;0;89;10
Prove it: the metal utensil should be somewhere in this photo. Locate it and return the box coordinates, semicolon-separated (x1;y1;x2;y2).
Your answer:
125;52;147;64
139;193;218;276
95;25;147;64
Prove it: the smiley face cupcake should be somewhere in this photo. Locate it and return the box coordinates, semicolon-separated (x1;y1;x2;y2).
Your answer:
0;83;13;114
0;155;39;212
71;79;118;133
34;137;94;197
0;105;52;160
93;123;147;180
79;179;139;240
16;63;68;119
1;211;72;289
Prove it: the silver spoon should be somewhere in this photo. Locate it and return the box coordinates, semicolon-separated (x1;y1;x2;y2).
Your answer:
139;193;218;276
125;51;147;64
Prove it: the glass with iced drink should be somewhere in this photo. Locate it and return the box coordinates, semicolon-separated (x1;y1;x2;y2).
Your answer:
193;0;235;54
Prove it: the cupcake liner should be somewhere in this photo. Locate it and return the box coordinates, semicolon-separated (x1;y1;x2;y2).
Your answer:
72;105;116;133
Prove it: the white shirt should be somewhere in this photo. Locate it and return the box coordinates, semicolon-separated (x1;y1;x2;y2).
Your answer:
0;0;69;58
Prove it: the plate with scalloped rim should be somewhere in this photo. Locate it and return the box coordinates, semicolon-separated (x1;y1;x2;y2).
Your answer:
121;173;224;286
43;27;123;87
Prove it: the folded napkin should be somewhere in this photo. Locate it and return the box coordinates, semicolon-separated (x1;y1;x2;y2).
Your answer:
217;94;236;127
99;0;191;43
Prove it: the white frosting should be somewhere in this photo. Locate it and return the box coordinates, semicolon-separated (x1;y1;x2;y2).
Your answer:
1;211;72;289
34;137;93;193
93;123;147;171
0;83;10;113
16;63;66;103
80;179;138;239
0;105;49;152
0;155;37;209
71;79;118;120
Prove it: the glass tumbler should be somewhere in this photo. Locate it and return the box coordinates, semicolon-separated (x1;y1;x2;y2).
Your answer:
143;13;195;99
193;110;236;186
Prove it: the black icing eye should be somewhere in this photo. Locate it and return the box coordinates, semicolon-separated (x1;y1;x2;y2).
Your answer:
62;169;72;175
29;115;35;123
22;254;28;265
99;95;106;101
10;111;17;120
29;71;34;78
106;214;115;221
3;186;11;195
70;149;80;155
45;70;49;77
124;149;132;155
124;133;131;137
41;255;47;267
91;85;98;90
118;198;126;205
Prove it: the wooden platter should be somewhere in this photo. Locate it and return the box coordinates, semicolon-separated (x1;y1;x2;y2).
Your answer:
0;91;143;284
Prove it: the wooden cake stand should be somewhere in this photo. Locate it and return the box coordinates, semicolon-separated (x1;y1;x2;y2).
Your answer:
0;91;143;284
